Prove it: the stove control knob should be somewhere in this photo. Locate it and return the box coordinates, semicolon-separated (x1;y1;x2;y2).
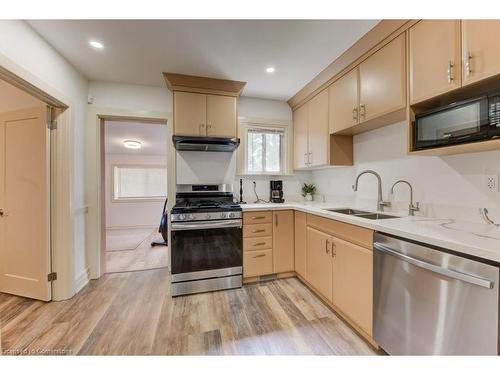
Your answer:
206;214;211;220
228;212;235;218
187;214;194;220
178;214;186;221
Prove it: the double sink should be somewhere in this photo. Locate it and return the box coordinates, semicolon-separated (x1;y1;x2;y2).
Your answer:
323;208;399;220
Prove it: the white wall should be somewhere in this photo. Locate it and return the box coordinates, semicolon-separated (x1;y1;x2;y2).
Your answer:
0;20;89;295
105;154;167;228
239;96;293;121
311;121;500;223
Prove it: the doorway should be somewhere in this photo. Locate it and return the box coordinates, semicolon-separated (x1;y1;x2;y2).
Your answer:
101;119;169;274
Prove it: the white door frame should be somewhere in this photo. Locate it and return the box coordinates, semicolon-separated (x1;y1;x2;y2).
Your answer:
0;56;74;301
86;106;173;279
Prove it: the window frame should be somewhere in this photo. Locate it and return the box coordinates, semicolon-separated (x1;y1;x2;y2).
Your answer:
111;164;168;203
238;117;292;176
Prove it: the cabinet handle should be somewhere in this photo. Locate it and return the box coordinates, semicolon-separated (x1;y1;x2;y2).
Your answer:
325;239;330;254
253;254;266;258
252;229;265;233
359;104;366;119
304;153;308;166
207;123;213;135
254;242;266;246
199;123;206;135
0;208;8;217
251;216;265;220
465;52;472;76
352;107;358;121
275;214;278;227
308;152;313;166
447;60;454;83
332;240;336;258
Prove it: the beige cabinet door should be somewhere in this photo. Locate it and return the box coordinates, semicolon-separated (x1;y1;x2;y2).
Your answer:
462;20;500;86
273;210;294;273
294;211;307;278
329;68;359;133
306;226;332;302
409;20;462;104
206;95;237;137
359;34;406;122
293;104;309;169
332;237;373;336
174;91;207;136
0;107;51;301
307;89;329;167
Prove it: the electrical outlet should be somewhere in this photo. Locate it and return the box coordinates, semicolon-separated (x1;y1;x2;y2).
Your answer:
486;174;499;192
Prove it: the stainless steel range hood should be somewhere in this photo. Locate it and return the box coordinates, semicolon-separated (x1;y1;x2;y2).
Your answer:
172;135;240;152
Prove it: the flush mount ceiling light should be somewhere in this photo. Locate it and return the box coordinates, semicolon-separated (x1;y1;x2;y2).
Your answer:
89;40;104;49
265;67;275;73
123;140;142;149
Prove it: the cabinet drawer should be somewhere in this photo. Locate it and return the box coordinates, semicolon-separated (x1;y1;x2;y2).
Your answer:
244;236;273;251
243;223;272;238
243;211;272;224
243;249;273;278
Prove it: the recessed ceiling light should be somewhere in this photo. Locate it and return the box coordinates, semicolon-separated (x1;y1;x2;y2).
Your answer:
123;140;142;149
89;40;104;49
266;67;275;73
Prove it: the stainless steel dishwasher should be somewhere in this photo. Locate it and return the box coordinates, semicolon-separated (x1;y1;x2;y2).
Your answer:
373;232;499;355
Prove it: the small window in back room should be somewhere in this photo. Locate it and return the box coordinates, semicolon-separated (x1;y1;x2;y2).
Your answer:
113;165;167;201
246;126;284;174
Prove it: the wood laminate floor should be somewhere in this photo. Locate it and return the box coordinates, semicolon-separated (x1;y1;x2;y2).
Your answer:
0;269;376;355
105;230;168;273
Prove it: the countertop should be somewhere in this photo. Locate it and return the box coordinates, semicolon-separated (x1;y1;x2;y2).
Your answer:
240;201;500;264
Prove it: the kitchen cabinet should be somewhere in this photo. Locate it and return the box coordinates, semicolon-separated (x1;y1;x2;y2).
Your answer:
462;20;500;86
173;91;206;136
293;104;309;169
243;211;273;279
294;211;307;278
358;34;406;122
409;20;462;104
173;91;237;137
329;68;359;133
332;236;373;336
243;249;273;278
306;89;329;167
273;210;294;273
306;226;333;302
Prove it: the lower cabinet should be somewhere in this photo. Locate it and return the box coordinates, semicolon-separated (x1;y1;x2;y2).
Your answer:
332;236;373;336
294;211;307;278
273;210;295;273
243;249;273;278
306;226;333;302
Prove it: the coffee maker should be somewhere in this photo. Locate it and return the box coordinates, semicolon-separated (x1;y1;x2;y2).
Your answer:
270;180;284;203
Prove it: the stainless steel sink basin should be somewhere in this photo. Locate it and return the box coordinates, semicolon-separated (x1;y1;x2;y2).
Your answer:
356;213;399;220
324;208;371;215
323;208;399;220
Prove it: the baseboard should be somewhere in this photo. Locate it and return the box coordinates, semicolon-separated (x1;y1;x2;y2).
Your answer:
74;267;90;294
106;225;157;231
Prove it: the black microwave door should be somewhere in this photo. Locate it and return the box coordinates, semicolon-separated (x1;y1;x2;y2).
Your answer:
488;95;500;137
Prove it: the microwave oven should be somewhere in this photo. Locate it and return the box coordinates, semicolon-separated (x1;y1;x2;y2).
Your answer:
414;92;500;150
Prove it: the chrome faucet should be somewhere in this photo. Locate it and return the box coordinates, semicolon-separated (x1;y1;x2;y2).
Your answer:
352;170;391;212
391;180;420;216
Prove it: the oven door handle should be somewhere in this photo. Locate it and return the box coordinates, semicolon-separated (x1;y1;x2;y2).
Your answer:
374;242;494;289
171;219;242;231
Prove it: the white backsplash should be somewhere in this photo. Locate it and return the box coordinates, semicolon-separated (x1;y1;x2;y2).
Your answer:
312;121;500;224
176;150;236;185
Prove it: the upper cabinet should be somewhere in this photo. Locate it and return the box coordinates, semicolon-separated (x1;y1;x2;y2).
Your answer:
409;20;462;104
462;20;500;86
307;90;329;167
164;72;246;138
358;34;406;123
329;68;359;134
293;103;309;169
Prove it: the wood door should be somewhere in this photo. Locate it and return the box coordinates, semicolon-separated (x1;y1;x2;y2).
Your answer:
332;236;373;335
206;95;237;137
329;68;359;133
306;226;332;302
462;20;500;86
173;91;207;136
307;89;329;167
272;210;294;273
294;211;307;278
0;106;51;301
359;34;406;122
293;103;309;169
409;20;462;104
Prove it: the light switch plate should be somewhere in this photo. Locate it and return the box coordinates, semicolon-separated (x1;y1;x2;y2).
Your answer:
486;174;499;192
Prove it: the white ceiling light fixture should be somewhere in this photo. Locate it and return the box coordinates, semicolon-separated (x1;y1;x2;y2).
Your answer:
123;140;142;149
89;40;104;49
265;67;275;73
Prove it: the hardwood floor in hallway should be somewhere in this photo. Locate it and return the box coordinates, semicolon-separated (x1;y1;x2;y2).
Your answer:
0;269;376;355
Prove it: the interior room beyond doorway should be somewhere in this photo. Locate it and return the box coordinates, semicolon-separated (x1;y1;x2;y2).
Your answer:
103;120;168;274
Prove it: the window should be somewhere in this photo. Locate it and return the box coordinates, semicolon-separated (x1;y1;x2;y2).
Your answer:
246;127;284;174
113;165;167;201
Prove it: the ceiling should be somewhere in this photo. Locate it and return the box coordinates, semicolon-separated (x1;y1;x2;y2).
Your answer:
0;80;44;112
104;121;167;156
28;20;379;100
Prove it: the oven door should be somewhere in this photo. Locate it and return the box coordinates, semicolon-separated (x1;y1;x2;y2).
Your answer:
170;219;243;281
414;96;489;149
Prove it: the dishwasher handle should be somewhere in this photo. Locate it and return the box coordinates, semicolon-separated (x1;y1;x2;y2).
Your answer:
374;242;494;289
